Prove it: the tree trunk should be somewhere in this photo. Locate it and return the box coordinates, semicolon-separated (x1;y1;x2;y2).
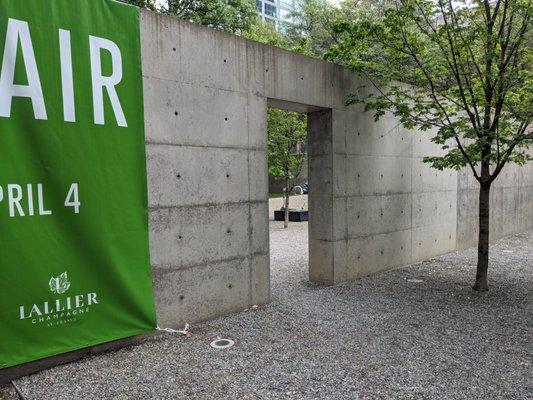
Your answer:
473;182;491;291
284;177;290;229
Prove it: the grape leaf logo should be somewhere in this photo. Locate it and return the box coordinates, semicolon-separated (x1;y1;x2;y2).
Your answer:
49;272;71;294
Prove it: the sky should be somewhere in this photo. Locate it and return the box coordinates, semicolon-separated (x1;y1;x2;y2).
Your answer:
155;0;473;11
154;0;343;7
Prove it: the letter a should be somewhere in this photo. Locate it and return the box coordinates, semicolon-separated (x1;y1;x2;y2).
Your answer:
0;18;47;119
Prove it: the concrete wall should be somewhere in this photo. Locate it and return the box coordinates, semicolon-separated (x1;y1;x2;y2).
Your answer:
141;10;533;327
457;163;533;249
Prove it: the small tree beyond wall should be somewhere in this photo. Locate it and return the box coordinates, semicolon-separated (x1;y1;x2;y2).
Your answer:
267;108;307;228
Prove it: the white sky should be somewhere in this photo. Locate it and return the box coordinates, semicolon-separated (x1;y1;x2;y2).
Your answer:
155;0;472;11
155;0;342;7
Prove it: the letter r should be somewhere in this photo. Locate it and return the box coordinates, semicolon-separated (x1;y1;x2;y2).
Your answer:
89;36;127;127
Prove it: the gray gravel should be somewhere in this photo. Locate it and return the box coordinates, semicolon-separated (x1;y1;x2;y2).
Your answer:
5;222;533;400
0;386;18;400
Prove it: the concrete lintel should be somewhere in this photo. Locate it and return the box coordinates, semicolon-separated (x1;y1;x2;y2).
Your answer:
267;98;327;113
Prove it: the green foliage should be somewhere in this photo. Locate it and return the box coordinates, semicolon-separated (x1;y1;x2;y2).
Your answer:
242;21;288;47
124;0;257;33
267;108;307;189
269;191;284;198
242;18;316;56
122;0;157;10
328;0;532;184
283;0;393;57
281;0;339;57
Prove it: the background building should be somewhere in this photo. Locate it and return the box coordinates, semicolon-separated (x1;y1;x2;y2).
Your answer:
256;0;298;30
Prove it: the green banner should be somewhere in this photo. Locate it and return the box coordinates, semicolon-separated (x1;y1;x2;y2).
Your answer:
0;0;156;368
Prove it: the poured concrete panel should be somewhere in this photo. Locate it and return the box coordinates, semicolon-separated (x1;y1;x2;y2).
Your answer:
152;257;252;326
147;145;249;207
456;162;533;250
149;203;251;269
144;78;257;149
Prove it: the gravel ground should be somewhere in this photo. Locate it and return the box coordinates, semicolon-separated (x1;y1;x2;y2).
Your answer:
3;222;532;400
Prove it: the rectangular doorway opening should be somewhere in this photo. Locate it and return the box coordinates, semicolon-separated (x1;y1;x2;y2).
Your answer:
265;99;331;295
267;104;310;292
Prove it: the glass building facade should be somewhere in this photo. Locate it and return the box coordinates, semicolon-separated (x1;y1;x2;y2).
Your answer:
257;0;298;30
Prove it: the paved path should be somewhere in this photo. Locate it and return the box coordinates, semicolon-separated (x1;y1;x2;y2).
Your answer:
3;224;532;399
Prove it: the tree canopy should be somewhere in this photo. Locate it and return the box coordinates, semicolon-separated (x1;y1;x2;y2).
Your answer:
327;0;532;177
124;0;257;33
267;108;307;187
281;0;393;57
267;108;307;227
